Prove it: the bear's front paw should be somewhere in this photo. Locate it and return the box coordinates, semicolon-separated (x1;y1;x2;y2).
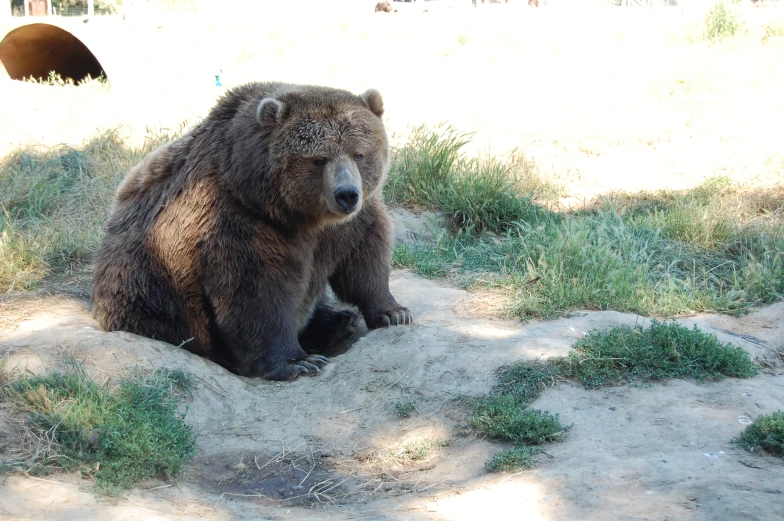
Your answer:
367;307;413;329
263;354;330;381
292;354;331;376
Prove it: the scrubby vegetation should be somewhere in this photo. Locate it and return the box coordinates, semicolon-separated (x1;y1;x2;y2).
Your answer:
566;320;759;388
395;400;417;418
736;411;784;457
0;362;197;493
703;2;743;42
2;125;782;320
473;320;759;472
391;127;784;320
0;128;178;293
385;124;558;234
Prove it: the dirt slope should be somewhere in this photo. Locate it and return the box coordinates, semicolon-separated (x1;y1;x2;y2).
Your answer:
1;272;782;521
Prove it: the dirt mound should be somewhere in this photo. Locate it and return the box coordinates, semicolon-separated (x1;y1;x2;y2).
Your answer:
1;274;782;520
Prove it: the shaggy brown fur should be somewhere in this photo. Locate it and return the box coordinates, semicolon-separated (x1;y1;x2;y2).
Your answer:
92;82;412;381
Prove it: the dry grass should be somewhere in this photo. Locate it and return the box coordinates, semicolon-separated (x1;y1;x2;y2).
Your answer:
0;128;178;293
0;362;196;492
0;400;63;473
197;438;449;507
2;3;784;196
3;4;784;311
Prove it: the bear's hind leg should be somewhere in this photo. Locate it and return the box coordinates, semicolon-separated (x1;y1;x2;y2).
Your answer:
92;249;193;348
298;298;362;357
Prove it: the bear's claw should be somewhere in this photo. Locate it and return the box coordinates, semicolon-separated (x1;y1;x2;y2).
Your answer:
299;361;321;374
374;309;414;329
307;354;330;365
290;354;330;377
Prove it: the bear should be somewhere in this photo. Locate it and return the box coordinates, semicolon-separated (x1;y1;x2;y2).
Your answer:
91;82;412;381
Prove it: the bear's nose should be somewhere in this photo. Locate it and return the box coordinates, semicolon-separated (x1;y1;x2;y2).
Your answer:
334;185;360;213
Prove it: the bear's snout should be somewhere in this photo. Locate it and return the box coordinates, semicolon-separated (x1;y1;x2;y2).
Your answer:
326;159;363;217
334;185;360;213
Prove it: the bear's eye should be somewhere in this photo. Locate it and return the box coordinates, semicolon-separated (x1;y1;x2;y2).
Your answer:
354;154;364;162
313;158;328;167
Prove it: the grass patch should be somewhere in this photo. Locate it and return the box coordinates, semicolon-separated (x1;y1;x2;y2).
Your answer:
736;411;784;457
567;320;759;388
762;24;784;43
0;363;197;493
25;71;109;88
395;400;417;418
386;124;559;233
703;2;743;42
398;438;449;462
4;124;781;321
0;127;179;293
391;128;784;320
472;398;567;445
472;321;758;472
485;446;540;473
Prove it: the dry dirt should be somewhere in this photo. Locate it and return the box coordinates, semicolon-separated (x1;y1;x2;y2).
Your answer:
1;266;782;521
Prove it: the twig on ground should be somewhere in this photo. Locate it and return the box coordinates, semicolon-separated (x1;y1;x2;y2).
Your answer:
341;374;405;414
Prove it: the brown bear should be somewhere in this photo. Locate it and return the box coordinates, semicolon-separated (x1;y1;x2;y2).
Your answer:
91;82;412;381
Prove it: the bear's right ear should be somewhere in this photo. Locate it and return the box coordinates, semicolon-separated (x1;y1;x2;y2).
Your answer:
256;98;284;127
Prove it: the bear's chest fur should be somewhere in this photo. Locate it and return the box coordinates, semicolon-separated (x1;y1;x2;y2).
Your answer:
146;177;367;334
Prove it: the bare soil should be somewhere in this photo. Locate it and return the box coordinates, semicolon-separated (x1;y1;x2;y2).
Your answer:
1;269;782;521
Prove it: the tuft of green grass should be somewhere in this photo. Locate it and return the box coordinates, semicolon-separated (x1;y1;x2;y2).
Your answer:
395;400;417;418
472;321;758;472
24;71;110;88
471;398;568;445
0;128;179;293
494;358;566;403
386;124;558;233
736;411;784;457
485;446;540;473
762;24;784;43
399;438;449;461
392;242;451;278
703;2;743;42
567;320;759;388
1;364;197;493
469;360;569;473
391;128;784;320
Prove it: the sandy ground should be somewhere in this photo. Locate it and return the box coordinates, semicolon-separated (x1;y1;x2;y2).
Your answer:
1;266;782;521
2;3;784;199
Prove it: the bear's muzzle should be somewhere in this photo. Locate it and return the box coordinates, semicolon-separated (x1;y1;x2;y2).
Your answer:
334;185;360;213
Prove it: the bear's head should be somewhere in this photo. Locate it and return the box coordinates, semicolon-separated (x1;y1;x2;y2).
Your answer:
254;86;389;227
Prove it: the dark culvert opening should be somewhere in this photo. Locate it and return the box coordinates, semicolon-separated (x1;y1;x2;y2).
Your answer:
0;23;106;84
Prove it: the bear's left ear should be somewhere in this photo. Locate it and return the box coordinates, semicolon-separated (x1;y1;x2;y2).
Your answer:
360;89;384;118
257;97;284;127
